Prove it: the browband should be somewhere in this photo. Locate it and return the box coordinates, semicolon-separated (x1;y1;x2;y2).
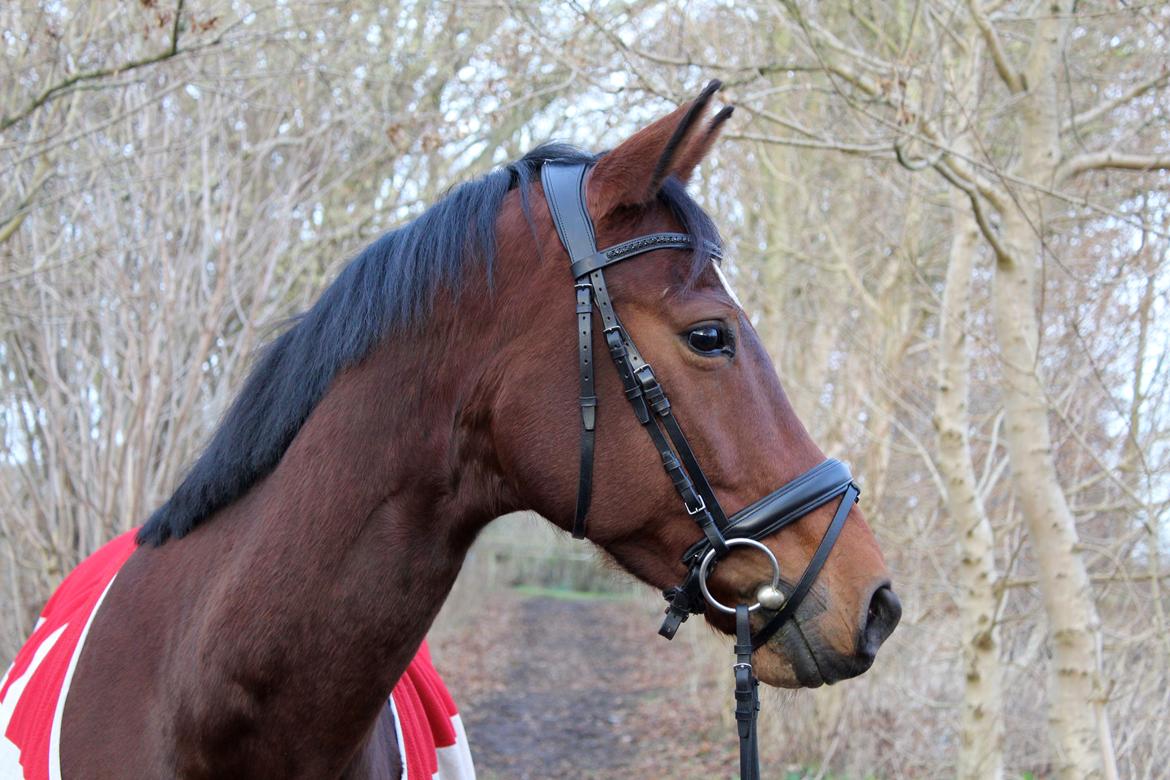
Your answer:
570;233;722;279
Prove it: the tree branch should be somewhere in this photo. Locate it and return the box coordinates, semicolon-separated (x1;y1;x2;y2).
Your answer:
931;158;1016;267
966;0;1025;93
1059;150;1170;179
1064;67;1170;134
1;0;187;132
727;130;888;155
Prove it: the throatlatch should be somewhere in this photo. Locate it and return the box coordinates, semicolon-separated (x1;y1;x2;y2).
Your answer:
540;161;861;780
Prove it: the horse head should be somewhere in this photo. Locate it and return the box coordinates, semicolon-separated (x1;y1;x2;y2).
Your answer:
490;83;900;688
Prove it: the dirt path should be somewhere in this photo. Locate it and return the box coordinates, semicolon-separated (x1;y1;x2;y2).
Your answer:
431;592;741;779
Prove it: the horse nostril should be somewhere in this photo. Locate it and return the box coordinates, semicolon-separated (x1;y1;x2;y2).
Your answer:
858;584;901;660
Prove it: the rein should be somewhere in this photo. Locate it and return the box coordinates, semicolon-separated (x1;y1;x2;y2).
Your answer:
541;162;860;779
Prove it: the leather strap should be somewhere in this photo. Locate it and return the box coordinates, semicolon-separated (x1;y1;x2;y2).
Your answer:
724;458;852;538
573;282;595;539
542;162;729;549
589;267;728;554
570;232;694;279
541;163;597;258
751;483;858;650
644;376;730;529
606;330;727;553
658;566;705;639
542;164;598;539
735;605;760;780
682;459;854;563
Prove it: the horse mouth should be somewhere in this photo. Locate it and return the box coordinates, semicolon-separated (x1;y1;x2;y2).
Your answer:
757;619;826;688
790;618;831;686
760;616;883;688
756;610;883;688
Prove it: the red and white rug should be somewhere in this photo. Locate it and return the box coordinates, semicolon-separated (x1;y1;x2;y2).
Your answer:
0;531;474;779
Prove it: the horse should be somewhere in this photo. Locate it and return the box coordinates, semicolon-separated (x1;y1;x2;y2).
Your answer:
1;81;900;778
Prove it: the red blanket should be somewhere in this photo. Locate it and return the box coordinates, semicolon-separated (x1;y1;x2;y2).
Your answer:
0;531;473;779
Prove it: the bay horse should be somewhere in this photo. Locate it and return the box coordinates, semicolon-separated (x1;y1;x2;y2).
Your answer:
1;82;899;778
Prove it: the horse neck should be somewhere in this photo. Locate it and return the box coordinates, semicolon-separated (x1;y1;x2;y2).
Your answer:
163;304;515;773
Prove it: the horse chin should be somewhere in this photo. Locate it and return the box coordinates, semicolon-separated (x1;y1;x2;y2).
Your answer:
752;628;827;689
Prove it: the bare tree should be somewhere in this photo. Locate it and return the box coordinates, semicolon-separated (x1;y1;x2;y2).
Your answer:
4;1;1168;777
565;0;1169;776
0;0;579;657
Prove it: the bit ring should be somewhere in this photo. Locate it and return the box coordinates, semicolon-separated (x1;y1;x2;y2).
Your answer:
698;538;782;614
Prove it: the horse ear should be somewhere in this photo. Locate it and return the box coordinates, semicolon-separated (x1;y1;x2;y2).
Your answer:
669;105;734;184
586;80;724;217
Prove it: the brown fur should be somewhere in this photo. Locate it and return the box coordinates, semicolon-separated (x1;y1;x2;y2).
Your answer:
59;85;894;778
586;80;720;216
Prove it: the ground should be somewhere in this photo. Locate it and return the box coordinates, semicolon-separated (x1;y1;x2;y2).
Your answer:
429;590;744;779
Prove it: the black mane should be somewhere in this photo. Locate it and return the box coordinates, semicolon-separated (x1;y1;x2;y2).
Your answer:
137;144;722;545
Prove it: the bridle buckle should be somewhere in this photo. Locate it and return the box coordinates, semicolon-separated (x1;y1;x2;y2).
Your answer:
685;494;707;516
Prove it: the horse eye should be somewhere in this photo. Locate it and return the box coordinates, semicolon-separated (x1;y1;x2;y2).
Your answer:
686;324;729;355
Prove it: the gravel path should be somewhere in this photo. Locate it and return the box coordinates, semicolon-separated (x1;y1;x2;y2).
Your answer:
430;593;743;779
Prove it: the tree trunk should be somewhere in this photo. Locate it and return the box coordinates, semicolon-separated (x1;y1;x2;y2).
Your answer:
991;7;1117;774
993;210;1115;780
937;194;1005;780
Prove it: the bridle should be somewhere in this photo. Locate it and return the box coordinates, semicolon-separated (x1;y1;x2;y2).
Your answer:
541;162;861;780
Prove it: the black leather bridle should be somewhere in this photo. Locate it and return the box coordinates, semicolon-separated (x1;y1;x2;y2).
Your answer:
541;162;861;779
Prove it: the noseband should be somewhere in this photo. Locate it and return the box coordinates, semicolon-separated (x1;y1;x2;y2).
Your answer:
541;162;860;779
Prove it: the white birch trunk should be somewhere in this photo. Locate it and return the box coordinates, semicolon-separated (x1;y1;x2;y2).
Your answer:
993;211;1116;780
936;195;1005;780
989;4;1118;775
